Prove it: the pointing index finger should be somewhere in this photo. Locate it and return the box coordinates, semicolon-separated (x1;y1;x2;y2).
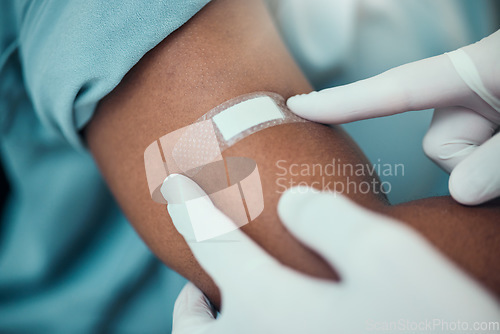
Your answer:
287;53;471;124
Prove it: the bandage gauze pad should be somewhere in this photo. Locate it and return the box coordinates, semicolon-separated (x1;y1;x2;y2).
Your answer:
144;92;306;241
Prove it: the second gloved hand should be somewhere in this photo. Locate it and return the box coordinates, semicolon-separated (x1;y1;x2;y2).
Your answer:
287;30;500;206
163;175;499;334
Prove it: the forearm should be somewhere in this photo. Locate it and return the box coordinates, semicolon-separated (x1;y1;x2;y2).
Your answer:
388;197;500;296
84;0;499;308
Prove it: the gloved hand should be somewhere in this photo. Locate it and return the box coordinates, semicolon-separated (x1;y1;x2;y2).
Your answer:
162;175;499;334
287;30;500;206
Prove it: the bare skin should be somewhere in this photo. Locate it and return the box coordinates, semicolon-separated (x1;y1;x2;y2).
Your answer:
84;0;500;308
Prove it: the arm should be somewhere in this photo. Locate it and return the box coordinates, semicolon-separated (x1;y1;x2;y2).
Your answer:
84;0;500;307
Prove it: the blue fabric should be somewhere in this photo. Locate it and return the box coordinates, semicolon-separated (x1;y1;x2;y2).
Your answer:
0;0;210;332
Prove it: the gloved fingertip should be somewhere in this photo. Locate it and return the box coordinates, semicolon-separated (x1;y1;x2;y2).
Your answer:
277;186;321;227
449;171;489;206
162;175;218;240
285;95;301;111
161;174;208;204
286;91;317;114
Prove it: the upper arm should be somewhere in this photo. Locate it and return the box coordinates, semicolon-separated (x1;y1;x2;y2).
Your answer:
84;0;500;306
84;0;384;306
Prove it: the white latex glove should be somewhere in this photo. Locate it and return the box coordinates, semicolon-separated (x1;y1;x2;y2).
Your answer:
287;30;500;206
162;175;499;334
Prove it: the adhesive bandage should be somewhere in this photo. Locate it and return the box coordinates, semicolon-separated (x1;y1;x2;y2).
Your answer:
144;92;307;241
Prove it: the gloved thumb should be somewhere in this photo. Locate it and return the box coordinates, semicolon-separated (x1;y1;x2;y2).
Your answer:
161;174;278;290
172;282;216;334
277;186;411;280
449;131;500;205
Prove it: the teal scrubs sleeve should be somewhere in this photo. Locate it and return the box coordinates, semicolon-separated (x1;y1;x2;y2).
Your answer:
19;0;211;148
0;1;210;333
